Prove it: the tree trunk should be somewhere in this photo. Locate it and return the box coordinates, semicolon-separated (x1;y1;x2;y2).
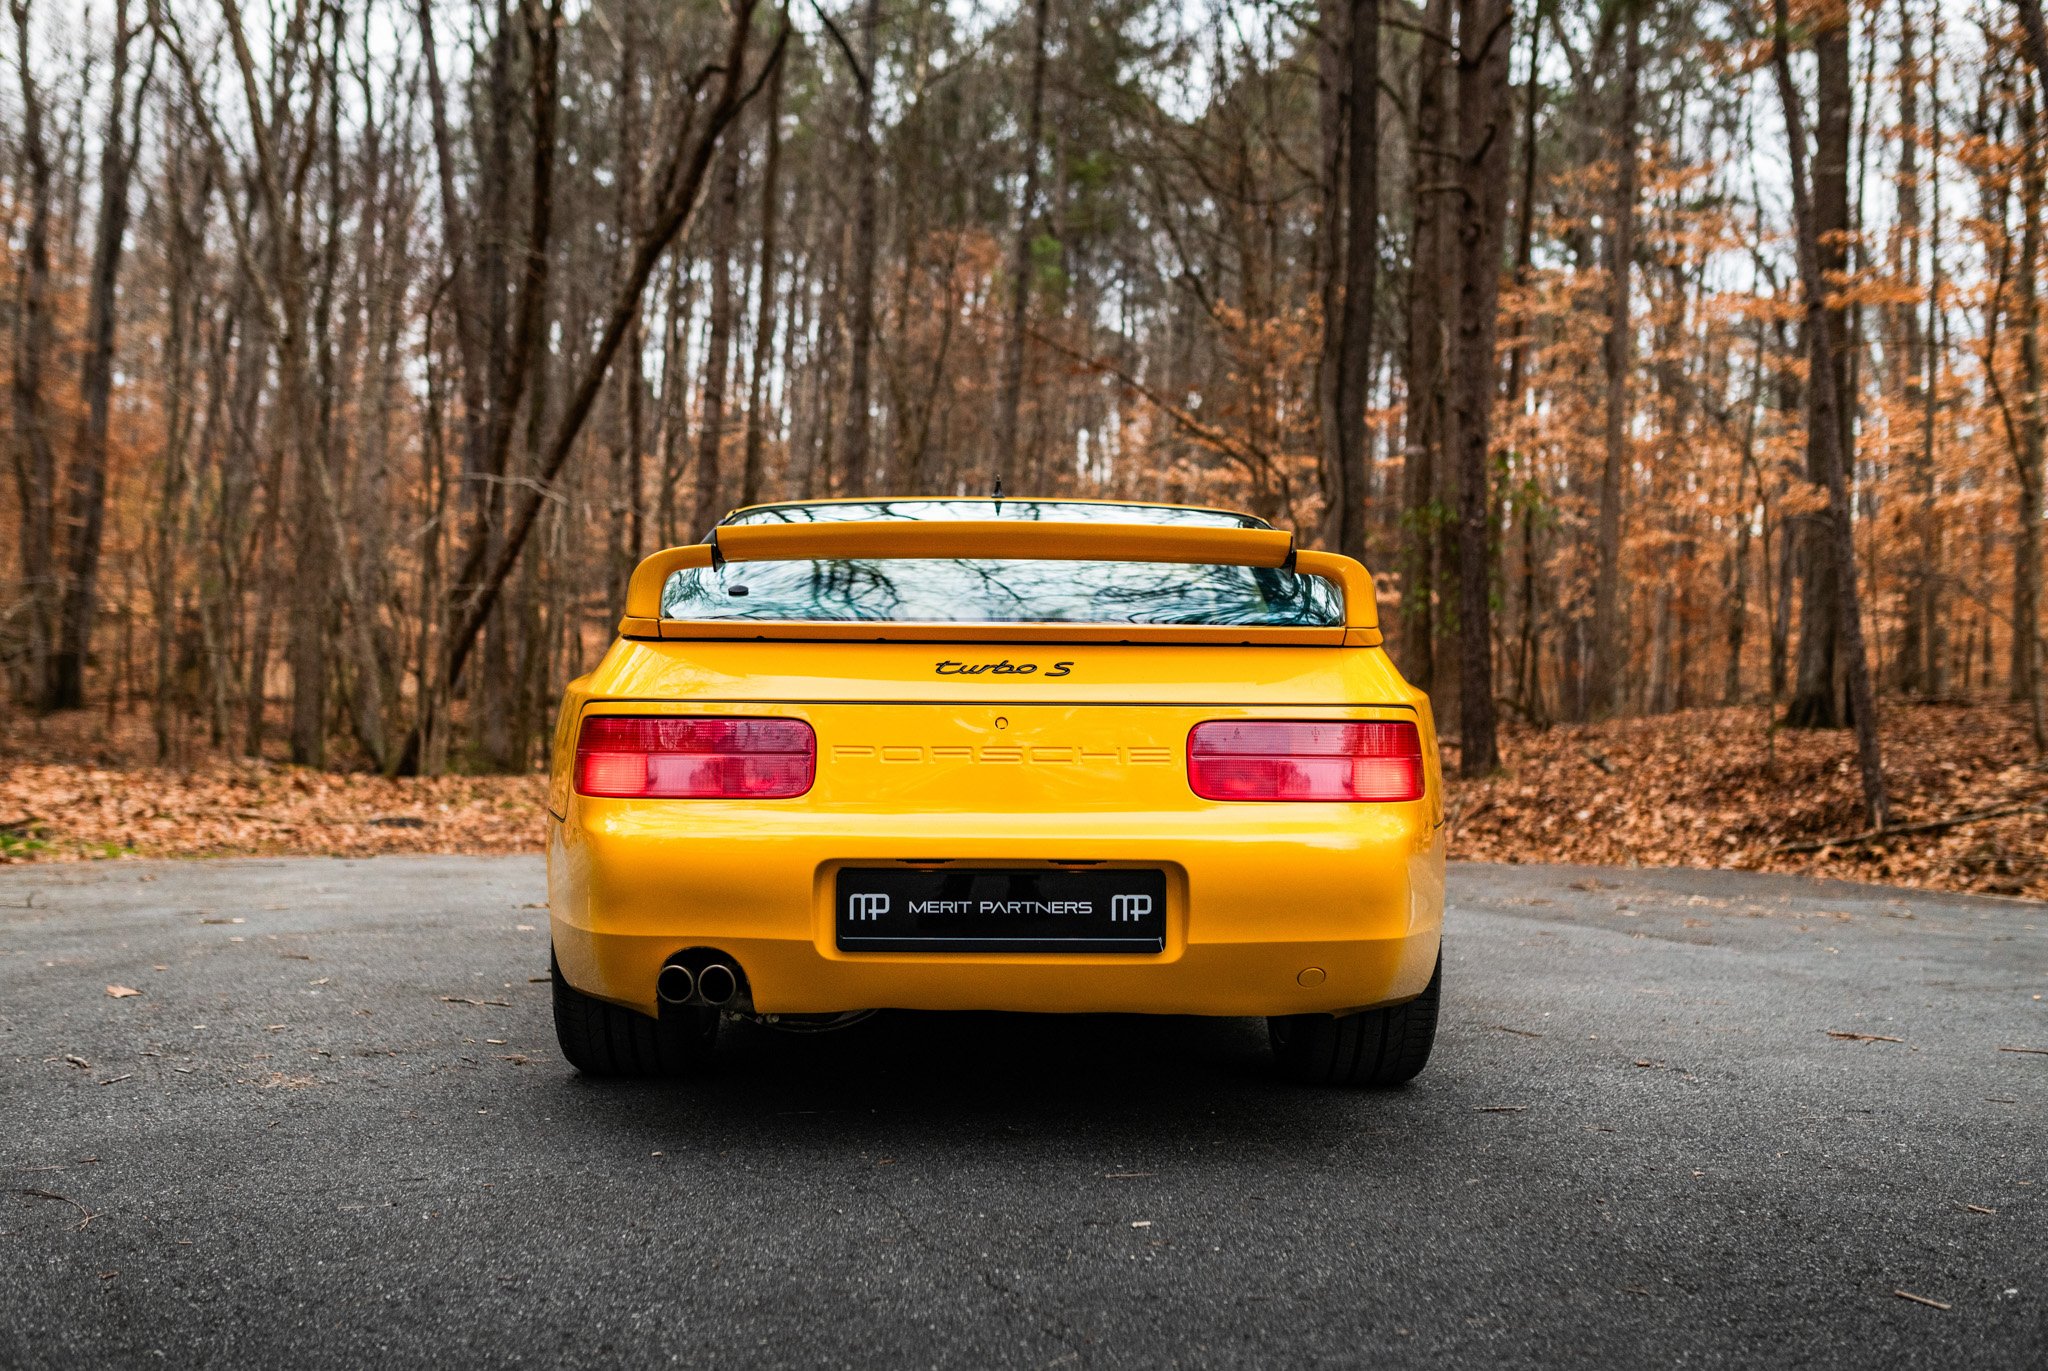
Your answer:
1785;0;1855;729
741;46;785;508
1315;0;1347;544
838;0;883;490
2011;21;2046;745
993;0;1052;488
1448;0;1514;777
1324;0;1378;562
693;142;741;536
2018;0;2048;99
1771;0;1889;826
1587;7;1639;719
9;0;57;707
1401;0;1451;693
46;0;138;710
1892;0;1933;694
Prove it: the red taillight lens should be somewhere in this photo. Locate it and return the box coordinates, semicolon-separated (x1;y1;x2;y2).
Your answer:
1187;720;1425;802
574;716;816;798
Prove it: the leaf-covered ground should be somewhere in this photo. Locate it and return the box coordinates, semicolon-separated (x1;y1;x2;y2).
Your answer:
4;702;2042;900
1451;702;2047;900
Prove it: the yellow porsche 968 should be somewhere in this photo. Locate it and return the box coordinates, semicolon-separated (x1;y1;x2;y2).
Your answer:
546;498;1445;1085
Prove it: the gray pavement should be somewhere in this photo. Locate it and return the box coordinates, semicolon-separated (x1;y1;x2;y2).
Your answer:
0;855;2042;1368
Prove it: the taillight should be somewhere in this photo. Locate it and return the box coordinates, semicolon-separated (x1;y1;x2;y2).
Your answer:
1187;720;1425;802
574;716;816;798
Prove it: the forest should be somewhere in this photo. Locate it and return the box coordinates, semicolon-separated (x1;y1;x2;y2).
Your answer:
1;0;2045;874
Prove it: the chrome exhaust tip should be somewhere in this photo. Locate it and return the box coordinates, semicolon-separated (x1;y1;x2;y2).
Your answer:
656;963;696;1006
695;962;738;1007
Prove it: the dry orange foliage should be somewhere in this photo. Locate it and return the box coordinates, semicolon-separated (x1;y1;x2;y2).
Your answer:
1452;703;2047;900
0;761;546;862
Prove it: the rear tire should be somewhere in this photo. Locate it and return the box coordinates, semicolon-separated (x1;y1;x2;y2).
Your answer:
1268;953;1440;1087
551;949;718;1077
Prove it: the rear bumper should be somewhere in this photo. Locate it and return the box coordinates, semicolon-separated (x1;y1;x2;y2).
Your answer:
548;802;1445;1018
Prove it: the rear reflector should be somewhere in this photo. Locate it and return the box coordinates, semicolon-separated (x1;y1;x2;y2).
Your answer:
574;716;816;799
1187;720;1425;802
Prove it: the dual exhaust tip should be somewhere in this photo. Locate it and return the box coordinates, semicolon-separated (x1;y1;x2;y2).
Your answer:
657;959;739;1008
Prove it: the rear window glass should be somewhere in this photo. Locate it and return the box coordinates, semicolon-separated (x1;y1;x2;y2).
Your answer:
660;558;1343;627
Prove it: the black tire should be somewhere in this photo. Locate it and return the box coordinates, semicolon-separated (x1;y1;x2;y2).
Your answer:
1268;953;1440;1087
551;950;718;1077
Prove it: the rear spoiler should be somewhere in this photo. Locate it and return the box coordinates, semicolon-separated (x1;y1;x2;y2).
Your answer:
618;520;1381;644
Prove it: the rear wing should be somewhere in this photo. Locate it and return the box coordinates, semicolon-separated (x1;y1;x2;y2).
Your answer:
618;520;1381;645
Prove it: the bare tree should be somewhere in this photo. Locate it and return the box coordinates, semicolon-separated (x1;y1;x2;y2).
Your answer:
1400;0;1452;694
1771;0;1889;826
9;0;57;704
1785;0;1856;729
838;0;883;489
1587;3;1640;718
1448;0;1515;777
692;142;740;535
1322;0;1378;563
992;0;1050;488
47;0;148;710
741;43;786;508
432;1;789;715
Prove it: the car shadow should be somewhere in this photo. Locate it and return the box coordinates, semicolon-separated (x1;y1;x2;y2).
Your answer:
544;1010;1444;1153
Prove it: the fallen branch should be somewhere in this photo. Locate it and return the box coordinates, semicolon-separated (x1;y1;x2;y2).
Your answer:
1892;1290;1951;1311
6;1187;100;1229
1771;801;2047;854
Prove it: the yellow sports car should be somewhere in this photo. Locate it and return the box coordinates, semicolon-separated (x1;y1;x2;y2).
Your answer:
546;498;1445;1085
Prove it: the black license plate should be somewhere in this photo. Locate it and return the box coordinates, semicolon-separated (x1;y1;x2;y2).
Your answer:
835;868;1167;953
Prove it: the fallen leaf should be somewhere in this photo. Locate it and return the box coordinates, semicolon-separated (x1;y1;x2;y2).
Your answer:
64;1054;90;1069
105;985;140;999
1130;1220;1152;1228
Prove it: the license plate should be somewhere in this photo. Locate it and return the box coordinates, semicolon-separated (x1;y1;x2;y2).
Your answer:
835;867;1167;953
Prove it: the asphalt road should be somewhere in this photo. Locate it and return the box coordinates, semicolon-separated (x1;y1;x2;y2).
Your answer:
1;856;2042;1369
